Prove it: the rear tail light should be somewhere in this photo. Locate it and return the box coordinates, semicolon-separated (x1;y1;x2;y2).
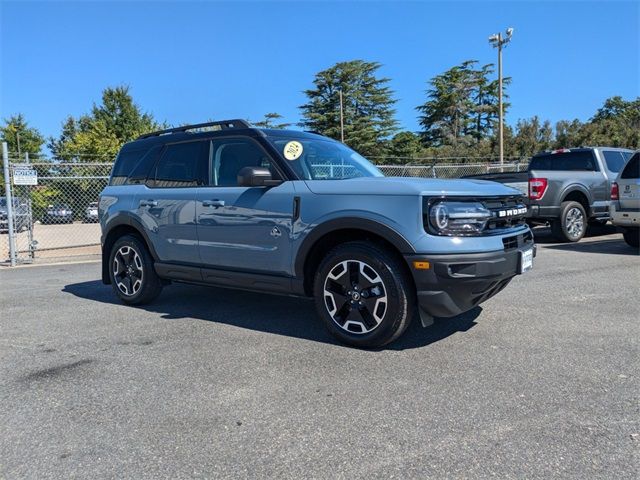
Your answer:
529;178;548;200
611;182;619;200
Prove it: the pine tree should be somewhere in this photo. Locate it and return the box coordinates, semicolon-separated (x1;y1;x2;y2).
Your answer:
300;60;398;158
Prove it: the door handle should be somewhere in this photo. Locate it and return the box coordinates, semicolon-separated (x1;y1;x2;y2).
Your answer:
202;199;225;207
139;199;158;207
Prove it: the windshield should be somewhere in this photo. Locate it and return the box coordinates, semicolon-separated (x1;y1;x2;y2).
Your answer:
268;137;383;180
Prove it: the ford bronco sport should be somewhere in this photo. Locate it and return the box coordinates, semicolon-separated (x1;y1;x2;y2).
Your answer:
100;120;535;348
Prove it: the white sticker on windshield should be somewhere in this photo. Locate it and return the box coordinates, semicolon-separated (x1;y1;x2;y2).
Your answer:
283;141;303;161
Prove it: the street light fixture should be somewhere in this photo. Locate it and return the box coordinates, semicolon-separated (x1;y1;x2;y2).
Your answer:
488;27;514;169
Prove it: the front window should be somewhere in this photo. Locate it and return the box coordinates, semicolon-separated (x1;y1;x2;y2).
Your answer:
267;136;383;180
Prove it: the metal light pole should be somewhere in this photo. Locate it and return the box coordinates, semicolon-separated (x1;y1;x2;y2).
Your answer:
489;27;514;170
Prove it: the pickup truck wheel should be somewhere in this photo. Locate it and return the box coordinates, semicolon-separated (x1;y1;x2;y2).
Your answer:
108;234;162;305
552;201;586;242
314;242;414;348
622;227;639;248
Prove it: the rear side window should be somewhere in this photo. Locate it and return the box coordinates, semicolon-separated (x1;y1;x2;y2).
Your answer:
149;141;208;188
110;148;148;185
529;151;597;171
620;153;639;179
126;146;161;185
602;151;628;173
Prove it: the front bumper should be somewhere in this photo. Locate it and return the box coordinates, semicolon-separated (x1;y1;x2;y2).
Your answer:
405;240;536;320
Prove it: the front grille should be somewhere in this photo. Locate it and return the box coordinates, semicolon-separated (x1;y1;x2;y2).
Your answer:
502;230;534;250
483;196;528;231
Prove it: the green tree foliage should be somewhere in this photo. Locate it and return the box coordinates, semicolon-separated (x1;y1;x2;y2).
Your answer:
300;60;398;157
253;112;291;129
49;86;165;161
386;131;424;163
417;61;509;147
0;114;45;159
510;116;553;157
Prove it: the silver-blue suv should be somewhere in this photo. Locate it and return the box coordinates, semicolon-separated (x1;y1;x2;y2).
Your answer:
100;120;535;348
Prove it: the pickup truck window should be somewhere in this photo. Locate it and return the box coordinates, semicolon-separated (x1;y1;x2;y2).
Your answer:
529;151;597;171
602;150;631;173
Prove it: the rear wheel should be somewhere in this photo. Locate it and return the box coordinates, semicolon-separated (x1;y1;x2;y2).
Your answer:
108;234;162;305
622;227;639;248
552;201;587;242
313;242;414;348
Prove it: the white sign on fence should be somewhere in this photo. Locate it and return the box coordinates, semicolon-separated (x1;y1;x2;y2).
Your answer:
12;166;38;185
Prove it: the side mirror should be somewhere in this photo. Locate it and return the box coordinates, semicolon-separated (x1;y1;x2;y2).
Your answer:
237;166;282;187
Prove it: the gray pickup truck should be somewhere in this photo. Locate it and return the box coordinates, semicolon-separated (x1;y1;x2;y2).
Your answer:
468;147;635;242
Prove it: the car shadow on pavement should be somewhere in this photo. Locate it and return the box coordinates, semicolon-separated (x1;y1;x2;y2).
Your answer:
543;239;639;256
62;280;480;351
531;224;620;244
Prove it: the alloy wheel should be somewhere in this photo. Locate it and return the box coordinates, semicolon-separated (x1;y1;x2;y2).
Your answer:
323;260;388;334
113;245;144;296
566;207;584;239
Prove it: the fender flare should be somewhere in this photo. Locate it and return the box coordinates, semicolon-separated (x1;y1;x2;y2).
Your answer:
101;213;160;283
559;184;593;211
293;216;415;278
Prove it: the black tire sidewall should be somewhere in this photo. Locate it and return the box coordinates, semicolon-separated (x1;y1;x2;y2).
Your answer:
623;227;639;248
313;242;412;348
108;234;161;305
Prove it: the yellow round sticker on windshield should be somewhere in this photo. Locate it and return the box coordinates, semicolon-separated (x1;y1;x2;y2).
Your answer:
283;141;303;161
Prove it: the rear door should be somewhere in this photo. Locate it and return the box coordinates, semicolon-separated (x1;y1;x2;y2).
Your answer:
135;140;208;265
195;136;295;275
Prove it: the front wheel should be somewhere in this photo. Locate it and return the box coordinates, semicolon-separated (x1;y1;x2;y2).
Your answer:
108;234;162;305
623;227;639;248
552;201;587;242
313;242;414;348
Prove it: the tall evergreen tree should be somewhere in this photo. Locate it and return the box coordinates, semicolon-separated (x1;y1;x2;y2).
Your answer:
300;60;398;157
49;86;165;161
417;60;509;147
0;114;45;159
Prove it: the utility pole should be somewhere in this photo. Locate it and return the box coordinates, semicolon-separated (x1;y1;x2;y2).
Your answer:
489;27;514;170
339;89;345;143
16;131;22;159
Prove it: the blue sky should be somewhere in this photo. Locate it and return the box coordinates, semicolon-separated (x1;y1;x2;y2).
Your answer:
1;0;638;142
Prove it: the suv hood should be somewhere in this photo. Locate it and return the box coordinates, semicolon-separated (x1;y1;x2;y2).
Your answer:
304;176;523;197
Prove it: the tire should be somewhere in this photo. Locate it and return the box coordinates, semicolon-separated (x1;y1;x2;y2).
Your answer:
551;201;587;242
313;241;414;348
108;234;162;305
623;227;639;248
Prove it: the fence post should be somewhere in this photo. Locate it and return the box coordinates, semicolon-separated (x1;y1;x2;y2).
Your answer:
2;142;17;266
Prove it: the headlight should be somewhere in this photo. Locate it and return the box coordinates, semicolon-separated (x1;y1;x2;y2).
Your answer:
427;201;491;236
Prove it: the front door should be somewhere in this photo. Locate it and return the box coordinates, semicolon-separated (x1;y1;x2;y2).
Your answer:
195;137;294;275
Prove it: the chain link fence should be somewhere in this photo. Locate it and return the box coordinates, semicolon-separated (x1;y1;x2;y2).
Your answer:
1;151;528;265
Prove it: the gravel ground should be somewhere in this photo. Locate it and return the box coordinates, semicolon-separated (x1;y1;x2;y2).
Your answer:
1;228;638;479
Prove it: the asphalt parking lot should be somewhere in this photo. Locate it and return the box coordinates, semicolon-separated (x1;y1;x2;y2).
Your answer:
1;228;638;479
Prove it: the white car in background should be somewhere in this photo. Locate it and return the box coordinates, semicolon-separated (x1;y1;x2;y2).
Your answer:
610;151;639;248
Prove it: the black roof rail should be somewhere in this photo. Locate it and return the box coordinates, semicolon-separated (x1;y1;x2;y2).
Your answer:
137;119;251;140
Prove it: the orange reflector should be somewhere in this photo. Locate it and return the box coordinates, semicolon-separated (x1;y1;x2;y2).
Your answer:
413;261;430;270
